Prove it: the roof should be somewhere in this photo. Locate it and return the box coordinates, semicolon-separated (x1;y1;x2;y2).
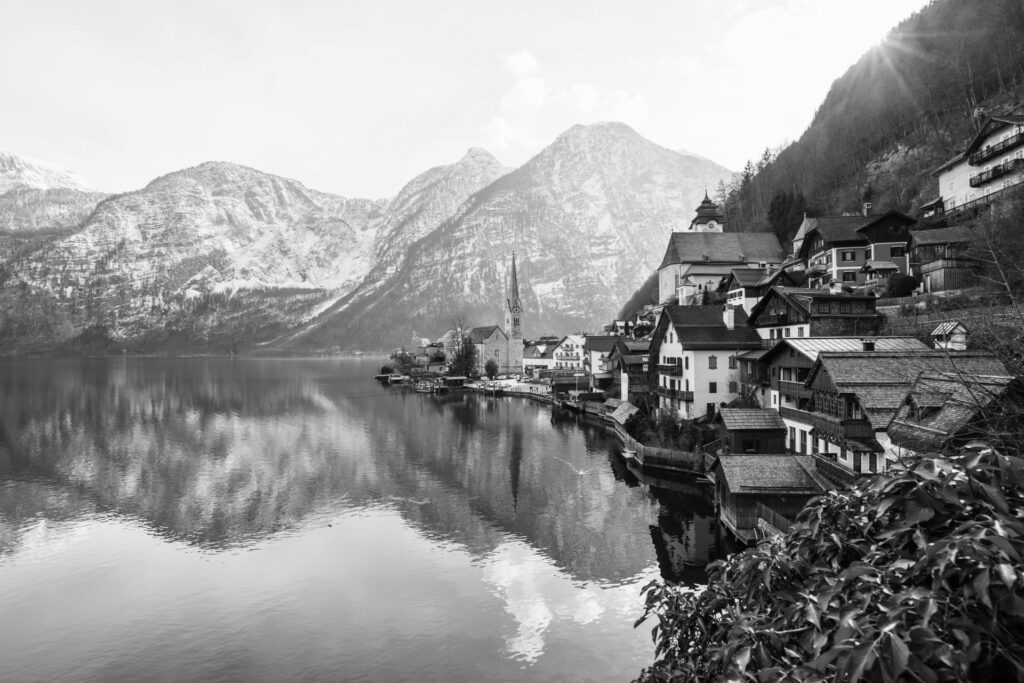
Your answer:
727;268;771;287
760;336;929;364
888;372;1016;451
610;401;641;426
854;210;917;236
661;305;762;349
932;321;967;336
861;259;900;273
748;287;880;325
659;232;785;270
909;225;974;247
798;215;870;257
717;455;829;493
583;335;621;353
717;409;787;431
468;325;503;343
691;193;725;224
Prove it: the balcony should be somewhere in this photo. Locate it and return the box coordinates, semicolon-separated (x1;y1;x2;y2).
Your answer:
775;379;813;398
758;313;789;326
741;370;769;386
656;364;683;376
969;158;1024;187
968;131;1024;165
656;387;694;401
778;406;815;425
809;412;875;440
812;453;859;488
554;353;580;361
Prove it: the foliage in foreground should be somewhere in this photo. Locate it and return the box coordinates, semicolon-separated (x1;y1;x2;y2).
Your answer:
635;451;1024;682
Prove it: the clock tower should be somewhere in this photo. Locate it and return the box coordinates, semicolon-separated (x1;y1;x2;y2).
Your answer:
504;252;524;373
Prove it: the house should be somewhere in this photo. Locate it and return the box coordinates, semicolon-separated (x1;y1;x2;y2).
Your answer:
657;196;785;304
649;305;763;420
714;455;829;543
712;409;788;455
931;321;968;351
721;267;801;314
855;209;915;275
887;372;1018;455
796;214;870;288
746;286;881;342
931;113;1024;216
858;260;901;291
582;335;622;390
522;340;557;376
606;339;651;406
551;334;585;370
907;226;977;293
799;350;1007;481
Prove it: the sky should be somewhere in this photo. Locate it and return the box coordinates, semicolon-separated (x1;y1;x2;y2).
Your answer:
0;0;931;198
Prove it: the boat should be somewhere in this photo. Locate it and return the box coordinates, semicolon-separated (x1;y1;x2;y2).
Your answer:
414;380;433;393
388;374;409;384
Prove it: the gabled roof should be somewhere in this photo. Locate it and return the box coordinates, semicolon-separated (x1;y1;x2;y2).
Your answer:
717;455;829;493
747;287;880;326
888;372;1016;451
717;409;787;431
932;321;967;336
909;225;974;247
583;335;621;353
726;268;771;288
854;210;917;236
798;216;870;258
861;259;900;273
758;336;929;364
659;305;762;349
468;325;504;343
962;114;1024;157
659;232;785;270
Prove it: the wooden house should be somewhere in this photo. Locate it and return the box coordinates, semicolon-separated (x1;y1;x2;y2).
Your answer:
712;408;787;454
746;286;881;342
714;455;829;543
907;226;977;293
931;321;968;351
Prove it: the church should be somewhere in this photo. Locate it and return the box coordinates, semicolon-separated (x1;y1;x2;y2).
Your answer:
657;194;785;304
458;253;525;375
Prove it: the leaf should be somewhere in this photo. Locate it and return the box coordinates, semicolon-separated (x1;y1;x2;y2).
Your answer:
997;562;1017;588
887;633;910;678
734;645;752;673
973;569;992;609
905;499;935;525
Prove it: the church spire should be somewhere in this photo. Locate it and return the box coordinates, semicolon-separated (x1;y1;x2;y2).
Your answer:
509;251;520;301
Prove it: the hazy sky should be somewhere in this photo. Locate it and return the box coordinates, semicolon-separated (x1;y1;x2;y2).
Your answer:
1;0;930;198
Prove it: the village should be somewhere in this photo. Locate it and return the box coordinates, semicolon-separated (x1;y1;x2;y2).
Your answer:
379;111;1024;545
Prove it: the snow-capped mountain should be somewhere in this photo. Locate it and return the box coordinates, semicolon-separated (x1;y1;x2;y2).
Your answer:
0;150;95;194
292;122;733;351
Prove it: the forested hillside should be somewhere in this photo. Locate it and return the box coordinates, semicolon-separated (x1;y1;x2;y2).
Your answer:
722;0;1024;248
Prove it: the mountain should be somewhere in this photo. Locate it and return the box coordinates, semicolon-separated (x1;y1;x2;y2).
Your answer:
0;161;387;352
290;122;733;351
0;150;95;194
723;0;1024;239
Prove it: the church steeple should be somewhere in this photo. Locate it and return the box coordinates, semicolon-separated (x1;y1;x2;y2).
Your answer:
505;252;522;339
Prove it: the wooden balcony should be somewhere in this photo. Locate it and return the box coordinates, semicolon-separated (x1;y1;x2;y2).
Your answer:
775;379;813;398
656;364;682;376
812;453;859;488
778;406;815;425
969;131;1024;164
656;387;694;401
809;412;875;440
969;158;1024;187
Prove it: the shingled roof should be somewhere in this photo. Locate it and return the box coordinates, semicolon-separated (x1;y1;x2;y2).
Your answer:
718;409;787;431
760;336;929;364
468;325;503;343
798;216;871;258
717;455;829;493
659;232;785;270
661;305;762;349
747;287;880;326
909;225;975;247
583;335;621;353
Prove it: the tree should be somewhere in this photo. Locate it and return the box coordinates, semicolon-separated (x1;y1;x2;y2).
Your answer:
447;333;477;377
484;358;499;379
389;347;416;371
634;449;1024;682
883;273;920;297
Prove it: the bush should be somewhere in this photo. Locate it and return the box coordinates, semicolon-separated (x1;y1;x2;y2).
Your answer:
884;274;919;298
634;449;1024;682
484;358;499;379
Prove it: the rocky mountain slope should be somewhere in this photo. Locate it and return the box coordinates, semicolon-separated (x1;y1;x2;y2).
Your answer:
291;122;733;351
0;150;95;194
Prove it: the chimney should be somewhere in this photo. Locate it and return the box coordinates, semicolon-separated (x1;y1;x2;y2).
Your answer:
862;338;875;351
862;202;872;217
722;305;735;330
829;281;843;294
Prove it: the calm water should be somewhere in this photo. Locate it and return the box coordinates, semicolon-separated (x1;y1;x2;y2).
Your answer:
0;358;720;682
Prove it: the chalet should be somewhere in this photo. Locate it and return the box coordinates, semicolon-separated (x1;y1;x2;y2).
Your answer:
714;455;829;543
907;225;976;293
582;335;622;390
888;372;1017;455
855;209;915;275
746;287;881;342
931;113;1024;216
657;196;784;304
931;321;968;351
800;350;1007;481
551;334;585;370
797;214;870;288
649;305;762;420
606;339;651;406
712;409;787;455
721;267;801;314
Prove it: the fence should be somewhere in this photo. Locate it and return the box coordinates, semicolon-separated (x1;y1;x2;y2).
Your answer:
609;422;703;474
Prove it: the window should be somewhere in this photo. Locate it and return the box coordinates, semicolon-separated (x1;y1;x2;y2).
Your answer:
839;301;851;313
799;430;807;454
728;355;737;369
865;247;873;260
684;356;689;370
789;426;795;450
842;250;856;261
729;381;738;393
708;355;717;369
709;382;717;393
842;272;856;282
891;246;906;258
797;327;805;337
816;301;831;314
685;379;689;391
785;328;791;337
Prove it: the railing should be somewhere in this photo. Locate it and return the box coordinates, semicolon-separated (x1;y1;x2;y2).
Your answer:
554;353;581;360
656;364;683;376
776;379;812;397
741;370;769;385
809;412;875;440
756;502;794;536
778;406;815;425
812;453;859;488
968;131;1024;164
655;387;694;401
759;313;789;326
969;158;1024;187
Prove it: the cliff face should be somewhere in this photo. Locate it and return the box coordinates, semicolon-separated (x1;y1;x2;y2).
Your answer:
292;122;733;350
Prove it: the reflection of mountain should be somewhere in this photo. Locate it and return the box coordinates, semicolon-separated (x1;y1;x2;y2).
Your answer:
0;359;687;585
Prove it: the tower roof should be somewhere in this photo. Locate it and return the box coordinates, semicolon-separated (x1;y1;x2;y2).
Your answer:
691;192;724;225
509;251;520;301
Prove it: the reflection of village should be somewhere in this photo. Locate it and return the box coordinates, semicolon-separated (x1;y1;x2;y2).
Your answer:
386;114;1024;546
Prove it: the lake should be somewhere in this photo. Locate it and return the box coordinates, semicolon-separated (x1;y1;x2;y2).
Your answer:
0;358;721;682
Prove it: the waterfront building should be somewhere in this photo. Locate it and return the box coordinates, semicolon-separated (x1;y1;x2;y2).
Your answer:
551;334;586;370
929;112;1024;216
657;195;785;304
606;339;651;406
582;335;622;390
522;338;558;376
711;409;788;455
649;305;762;420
